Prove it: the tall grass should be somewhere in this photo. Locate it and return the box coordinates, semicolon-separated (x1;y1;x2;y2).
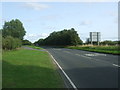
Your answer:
66;45;120;55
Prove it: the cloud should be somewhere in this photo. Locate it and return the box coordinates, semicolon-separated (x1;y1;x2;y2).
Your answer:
45;26;57;30
80;20;92;26
24;33;49;42
24;2;49;11
1;0;119;2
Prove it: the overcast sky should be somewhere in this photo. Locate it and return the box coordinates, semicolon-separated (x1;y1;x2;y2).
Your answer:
1;1;118;42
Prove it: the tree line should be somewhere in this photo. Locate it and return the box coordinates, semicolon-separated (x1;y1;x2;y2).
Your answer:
34;28;83;46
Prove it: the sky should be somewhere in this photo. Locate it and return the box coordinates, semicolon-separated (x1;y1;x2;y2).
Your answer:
0;1;118;43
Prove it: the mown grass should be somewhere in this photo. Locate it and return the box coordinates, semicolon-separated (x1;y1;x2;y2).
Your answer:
2;48;64;88
23;45;43;49
65;45;120;55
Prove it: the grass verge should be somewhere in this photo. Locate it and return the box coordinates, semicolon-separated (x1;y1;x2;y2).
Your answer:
2;48;64;88
65;45;120;55
23;45;43;50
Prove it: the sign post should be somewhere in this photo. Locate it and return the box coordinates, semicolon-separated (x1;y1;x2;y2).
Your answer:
90;32;101;45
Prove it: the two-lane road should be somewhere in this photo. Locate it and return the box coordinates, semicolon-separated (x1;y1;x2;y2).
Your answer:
44;47;119;88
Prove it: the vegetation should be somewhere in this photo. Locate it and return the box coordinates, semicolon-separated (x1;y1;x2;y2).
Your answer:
0;30;2;49
24;45;43;50
2;36;22;50
2;19;26;40
3;48;64;88
0;30;2;89
34;28;83;46
2;19;64;88
2;19;26;50
66;45;120;55
22;39;33;45
100;40;120;45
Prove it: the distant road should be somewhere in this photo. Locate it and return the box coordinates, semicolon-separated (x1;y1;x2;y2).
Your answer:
44;47;119;88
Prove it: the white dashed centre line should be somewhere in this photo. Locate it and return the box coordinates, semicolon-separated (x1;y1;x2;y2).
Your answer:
85;53;106;56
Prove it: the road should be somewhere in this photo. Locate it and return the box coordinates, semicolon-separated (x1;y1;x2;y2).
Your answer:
44;47;119;88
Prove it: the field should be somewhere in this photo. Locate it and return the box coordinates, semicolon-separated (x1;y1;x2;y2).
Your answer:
66;45;120;55
2;48;64;88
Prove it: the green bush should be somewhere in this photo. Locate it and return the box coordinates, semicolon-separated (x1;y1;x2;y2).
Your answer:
2;36;22;50
22;40;32;45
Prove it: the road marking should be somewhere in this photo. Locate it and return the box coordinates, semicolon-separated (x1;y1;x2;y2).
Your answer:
85;53;106;56
113;64;120;67
75;54;92;59
81;55;92;59
75;54;81;56
85;54;95;56
94;53;106;56
75;54;113;65
47;51;78;90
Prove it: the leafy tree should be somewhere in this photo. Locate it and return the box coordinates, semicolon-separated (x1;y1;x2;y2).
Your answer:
2;19;26;40
35;28;83;46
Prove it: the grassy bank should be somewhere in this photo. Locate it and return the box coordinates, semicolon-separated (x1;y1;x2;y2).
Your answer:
65;45;120;55
2;48;64;88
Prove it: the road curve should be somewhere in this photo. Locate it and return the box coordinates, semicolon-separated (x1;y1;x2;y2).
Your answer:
43;47;119;88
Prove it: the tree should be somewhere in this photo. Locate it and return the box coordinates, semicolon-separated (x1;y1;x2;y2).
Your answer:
34;39;44;46
34;28;83;46
2;19;26;40
100;40;116;45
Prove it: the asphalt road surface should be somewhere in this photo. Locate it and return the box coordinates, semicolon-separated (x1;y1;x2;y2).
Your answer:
43;47;119;88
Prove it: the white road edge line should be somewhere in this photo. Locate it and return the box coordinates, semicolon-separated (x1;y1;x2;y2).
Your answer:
113;64;120;67
46;51;78;90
